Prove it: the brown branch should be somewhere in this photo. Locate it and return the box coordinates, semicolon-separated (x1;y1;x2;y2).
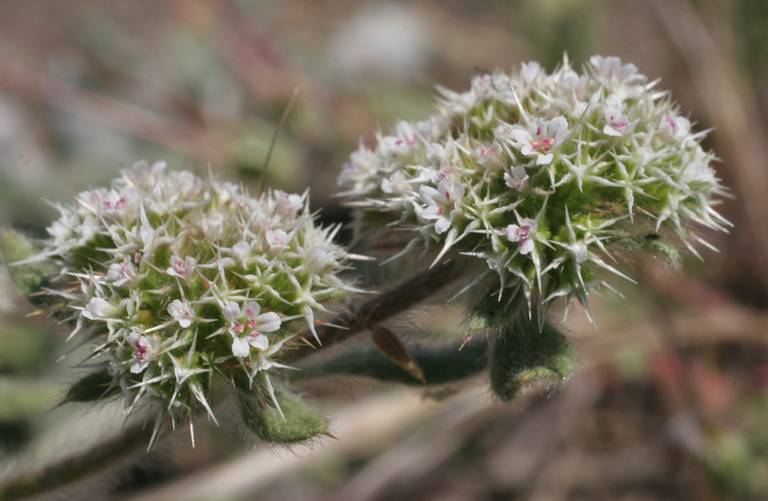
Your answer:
283;259;472;364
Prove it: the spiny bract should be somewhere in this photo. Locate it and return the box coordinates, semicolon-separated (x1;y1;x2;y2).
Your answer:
338;55;729;323
36;161;356;444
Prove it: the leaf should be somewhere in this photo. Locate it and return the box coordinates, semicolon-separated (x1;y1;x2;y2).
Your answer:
489;312;576;401
65;370;121;403
369;323;425;382
0;230;56;307
293;340;489;386
236;386;327;445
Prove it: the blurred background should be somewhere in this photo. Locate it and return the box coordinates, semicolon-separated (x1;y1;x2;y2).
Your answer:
1;0;768;499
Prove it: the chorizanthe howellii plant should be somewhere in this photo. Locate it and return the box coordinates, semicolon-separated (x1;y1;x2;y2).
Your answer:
9;161;358;446
338;55;730;326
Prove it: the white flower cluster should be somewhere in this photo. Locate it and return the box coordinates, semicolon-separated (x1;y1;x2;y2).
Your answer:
39;161;355;441
339;55;729;321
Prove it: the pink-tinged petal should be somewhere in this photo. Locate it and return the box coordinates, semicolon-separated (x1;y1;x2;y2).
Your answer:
267;230;289;250
520;238;535;255
243;302;261;318
506;224;522;242
232;336;251;358
247;333;270;351
254;312;281;332
521;218;539;232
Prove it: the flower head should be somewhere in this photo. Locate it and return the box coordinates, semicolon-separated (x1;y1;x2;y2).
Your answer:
32;162;357;442
338;55;729;320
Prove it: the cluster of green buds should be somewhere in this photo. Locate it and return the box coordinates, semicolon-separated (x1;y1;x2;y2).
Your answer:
338;55;729;325
9;161;357;445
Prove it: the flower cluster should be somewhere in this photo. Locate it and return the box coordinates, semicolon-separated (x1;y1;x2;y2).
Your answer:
36;161;355;442
339;55;729;320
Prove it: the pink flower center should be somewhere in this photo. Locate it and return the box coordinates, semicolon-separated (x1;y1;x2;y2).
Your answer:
531;138;554;153
666;117;678;131
395;133;418;146
135;340;148;361
233;323;244;333
104;198;126;210
118;261;132;278
610;116;629;129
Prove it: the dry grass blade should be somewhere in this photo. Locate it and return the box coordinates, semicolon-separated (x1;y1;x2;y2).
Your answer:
259;85;299;195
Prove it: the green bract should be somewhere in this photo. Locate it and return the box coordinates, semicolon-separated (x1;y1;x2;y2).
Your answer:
338;55;729;322
27;161;356;444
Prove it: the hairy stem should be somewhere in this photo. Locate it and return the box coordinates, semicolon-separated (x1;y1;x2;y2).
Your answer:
284;258;473;363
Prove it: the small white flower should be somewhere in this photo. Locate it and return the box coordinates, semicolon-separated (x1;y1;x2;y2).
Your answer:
603;96;634;137
436;86;478;115
682;160;717;186
476;142;503;167
307;246;335;272
521;61;541;85
381;171;410;194
223;301;281;358
128;333;156;374
108;258;137;286
266;229;289;251
83;297;119;320
230;241;251;266
506;218;538;255
166;255;196;279
121;160;166;190
200;213;224;240
379;121;420;156
659;115;691;139
274;190;303;216
507;117;569;165
420;179;465;235
504;166;529;190
168;299;195;328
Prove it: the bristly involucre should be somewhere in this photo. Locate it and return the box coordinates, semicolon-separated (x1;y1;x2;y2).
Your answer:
338;55;730;324
37;161;357;445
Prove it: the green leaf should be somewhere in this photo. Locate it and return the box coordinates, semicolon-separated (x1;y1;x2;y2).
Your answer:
0;230;56;307
236;386;327;445
293;341;489;386
66;370;121;403
489;312;576;401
